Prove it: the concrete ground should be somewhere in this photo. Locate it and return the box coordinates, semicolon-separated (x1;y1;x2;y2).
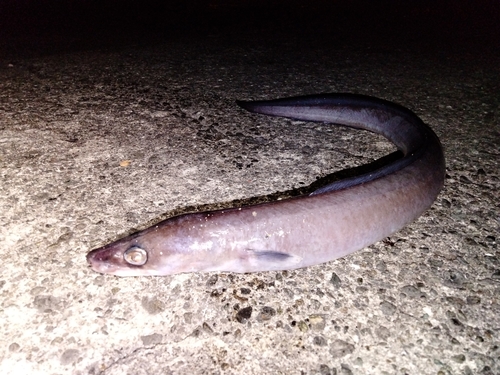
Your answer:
0;2;499;374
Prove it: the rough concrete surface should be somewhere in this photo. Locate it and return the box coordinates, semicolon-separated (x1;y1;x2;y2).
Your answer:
0;2;499;374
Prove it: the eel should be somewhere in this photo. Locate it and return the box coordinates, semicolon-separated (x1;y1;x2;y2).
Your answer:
87;94;445;276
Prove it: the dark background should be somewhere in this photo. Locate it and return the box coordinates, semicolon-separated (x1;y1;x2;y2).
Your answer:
1;0;499;57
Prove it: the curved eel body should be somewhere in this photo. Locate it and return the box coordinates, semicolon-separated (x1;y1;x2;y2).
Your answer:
87;94;445;276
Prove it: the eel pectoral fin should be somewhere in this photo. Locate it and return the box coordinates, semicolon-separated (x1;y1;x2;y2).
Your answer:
243;249;302;271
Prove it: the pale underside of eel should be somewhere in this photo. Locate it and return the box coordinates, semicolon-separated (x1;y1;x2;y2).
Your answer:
87;93;445;276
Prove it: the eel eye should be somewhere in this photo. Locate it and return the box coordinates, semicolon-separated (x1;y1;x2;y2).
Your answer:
124;246;148;266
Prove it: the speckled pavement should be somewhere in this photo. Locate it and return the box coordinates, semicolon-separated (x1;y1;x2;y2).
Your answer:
1;4;499;375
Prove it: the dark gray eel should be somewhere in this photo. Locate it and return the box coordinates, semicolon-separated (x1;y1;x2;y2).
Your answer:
87;94;445;276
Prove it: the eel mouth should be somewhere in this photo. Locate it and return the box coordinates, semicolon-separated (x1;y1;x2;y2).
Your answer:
87;243;128;275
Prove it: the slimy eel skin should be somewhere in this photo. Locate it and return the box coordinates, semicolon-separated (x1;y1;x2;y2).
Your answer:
87;94;445;276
